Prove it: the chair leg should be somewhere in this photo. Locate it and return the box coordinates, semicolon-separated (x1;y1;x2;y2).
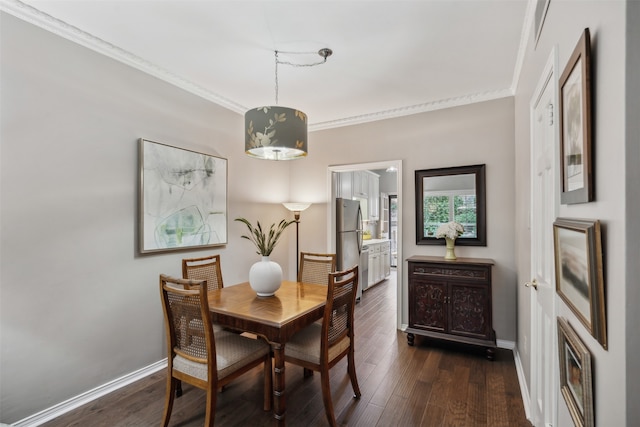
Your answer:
176;379;183;397
263;354;273;411
320;369;337;427
203;384;217;427
348;349;361;398
161;375;177;427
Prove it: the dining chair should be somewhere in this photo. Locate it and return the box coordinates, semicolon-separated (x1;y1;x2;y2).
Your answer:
159;274;272;427
298;252;337;285
297;252;338;377
182;254;224;291
284;265;361;427
180;255;229;395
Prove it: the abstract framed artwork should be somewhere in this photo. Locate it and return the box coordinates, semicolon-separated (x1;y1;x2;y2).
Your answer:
553;218;606;348
559;28;593;204
139;139;227;254
557;317;594;427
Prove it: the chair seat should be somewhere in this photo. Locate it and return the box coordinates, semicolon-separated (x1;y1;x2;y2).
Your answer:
174;330;271;381
284;322;350;365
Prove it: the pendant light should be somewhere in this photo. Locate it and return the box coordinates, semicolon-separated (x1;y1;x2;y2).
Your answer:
245;48;332;160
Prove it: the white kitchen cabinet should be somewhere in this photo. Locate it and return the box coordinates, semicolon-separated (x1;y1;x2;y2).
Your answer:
335;170;380;222
382;241;391;278
368;174;380;221
378;192;389;236
367;250;376;287
365;240;390;288
334;171;353;199
368;243;380;286
352;171;368;197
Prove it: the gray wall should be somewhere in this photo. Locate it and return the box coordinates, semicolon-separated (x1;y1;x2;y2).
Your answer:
2;2;636;425
289;99;517;342
0;13;296;422
1;12;518;423
625;1;640;424
514;2;633;426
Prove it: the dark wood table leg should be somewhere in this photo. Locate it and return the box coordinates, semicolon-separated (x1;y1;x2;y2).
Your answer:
272;343;286;425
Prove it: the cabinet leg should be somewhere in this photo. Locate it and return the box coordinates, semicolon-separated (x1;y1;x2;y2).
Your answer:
407;333;415;346
486;347;495;361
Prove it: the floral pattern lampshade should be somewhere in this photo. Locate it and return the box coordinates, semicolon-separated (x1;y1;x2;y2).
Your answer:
245;106;308;160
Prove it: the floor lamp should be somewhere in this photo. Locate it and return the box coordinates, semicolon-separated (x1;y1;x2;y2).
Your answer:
282;202;311;279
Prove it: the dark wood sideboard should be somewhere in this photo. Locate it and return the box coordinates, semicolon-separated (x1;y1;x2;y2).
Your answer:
406;255;497;360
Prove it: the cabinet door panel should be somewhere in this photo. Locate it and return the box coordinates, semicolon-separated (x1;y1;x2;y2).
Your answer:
448;283;490;338
410;280;447;332
369;175;379;220
338;172;353;199
382;249;390;277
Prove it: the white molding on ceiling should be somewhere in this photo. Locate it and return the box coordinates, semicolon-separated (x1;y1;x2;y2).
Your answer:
0;0;246;114
308;88;514;132
2;0;527;132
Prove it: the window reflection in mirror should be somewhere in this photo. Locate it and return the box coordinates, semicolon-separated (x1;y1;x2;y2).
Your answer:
423;174;477;238
415;164;486;246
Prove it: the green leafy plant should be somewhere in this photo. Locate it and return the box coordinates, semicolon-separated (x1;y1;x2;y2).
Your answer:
235;217;295;256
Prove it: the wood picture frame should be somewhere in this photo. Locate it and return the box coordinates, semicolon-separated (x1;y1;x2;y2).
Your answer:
559;28;593;204
553;218;606;348
557;317;594;427
139;139;228;254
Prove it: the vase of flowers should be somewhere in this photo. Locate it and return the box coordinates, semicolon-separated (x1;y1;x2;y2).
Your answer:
235;217;295;296
436;221;464;260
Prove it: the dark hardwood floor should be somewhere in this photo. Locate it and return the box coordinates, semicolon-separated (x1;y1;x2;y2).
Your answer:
42;270;531;426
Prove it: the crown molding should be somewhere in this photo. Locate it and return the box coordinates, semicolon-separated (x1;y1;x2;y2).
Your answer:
308;88;514;132
0;0;246;114
2;0;522;132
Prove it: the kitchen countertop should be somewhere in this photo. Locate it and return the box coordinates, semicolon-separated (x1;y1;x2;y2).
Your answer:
362;238;390;246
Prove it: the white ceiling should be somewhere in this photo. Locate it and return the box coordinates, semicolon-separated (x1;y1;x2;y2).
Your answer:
5;0;533;131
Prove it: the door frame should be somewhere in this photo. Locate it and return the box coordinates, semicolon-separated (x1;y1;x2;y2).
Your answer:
327;160;402;330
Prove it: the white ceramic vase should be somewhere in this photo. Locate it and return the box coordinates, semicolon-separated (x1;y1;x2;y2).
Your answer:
249;256;283;296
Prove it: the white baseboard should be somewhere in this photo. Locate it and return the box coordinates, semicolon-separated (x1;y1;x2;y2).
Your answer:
512;346;532;421
496;339;515;350
13;359;168;427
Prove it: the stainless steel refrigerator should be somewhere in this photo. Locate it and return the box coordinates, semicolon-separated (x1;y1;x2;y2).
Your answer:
336;198;364;300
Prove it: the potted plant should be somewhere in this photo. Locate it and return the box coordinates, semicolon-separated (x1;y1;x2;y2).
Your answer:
235;217;295;296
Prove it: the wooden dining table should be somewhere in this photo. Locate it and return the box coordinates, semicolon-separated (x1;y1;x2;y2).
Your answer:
207;280;328;425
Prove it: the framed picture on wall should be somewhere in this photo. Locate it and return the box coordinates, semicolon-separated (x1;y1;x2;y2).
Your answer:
139;139;228;254
557;317;594;427
553;218;606;348
559;28;593;204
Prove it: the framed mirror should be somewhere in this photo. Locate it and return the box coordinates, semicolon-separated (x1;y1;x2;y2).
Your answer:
415;164;486;246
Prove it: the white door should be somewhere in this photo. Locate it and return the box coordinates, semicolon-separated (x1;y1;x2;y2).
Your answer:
528;48;559;427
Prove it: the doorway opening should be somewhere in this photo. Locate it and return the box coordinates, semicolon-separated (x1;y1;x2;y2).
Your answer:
327;160;402;330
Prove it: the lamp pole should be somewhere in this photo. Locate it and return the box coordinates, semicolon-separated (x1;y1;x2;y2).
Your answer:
282;202;312;280
293;211;301;278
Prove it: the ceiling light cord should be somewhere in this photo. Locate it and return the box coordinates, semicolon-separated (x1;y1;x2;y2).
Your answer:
273;48;333;105
275;50;279;105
